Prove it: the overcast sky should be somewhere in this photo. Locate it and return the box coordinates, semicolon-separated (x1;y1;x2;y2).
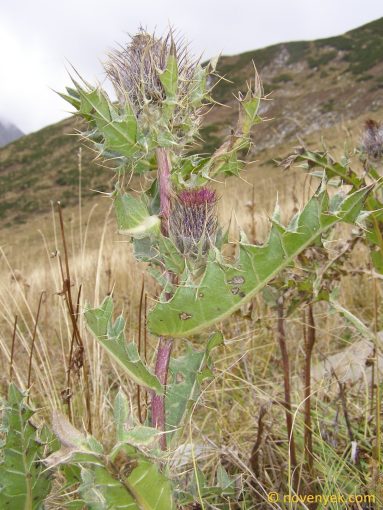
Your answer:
1;0;382;134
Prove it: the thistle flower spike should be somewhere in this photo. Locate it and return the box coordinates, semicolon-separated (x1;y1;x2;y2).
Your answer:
104;28;201;113
361;119;383;160
168;188;218;257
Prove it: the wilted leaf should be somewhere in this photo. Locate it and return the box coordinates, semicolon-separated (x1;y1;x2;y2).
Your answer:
115;191;160;239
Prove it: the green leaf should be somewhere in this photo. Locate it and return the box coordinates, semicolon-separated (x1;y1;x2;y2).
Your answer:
120;426;160;448
114;191;160;239
159;53;178;100
85;297;163;394
114;389;132;442
189;65;209;107
79;466;139;509
158;236;185;274
80;459;176;510
216;464;235;494
126;459;175;510
65;81;138;158
281;148;362;189
49;412;175;510
240;92;261;134
148;186;371;337
329;293;374;340
83;88;137;152
166;332;223;441
0;384;52;509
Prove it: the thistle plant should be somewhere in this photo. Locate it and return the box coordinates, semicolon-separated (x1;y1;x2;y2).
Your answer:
361;119;383;161
52;26;373;506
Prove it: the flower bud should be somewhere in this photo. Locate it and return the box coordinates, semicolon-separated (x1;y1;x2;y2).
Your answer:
361;119;383;160
169;188;218;257
104;29;201;114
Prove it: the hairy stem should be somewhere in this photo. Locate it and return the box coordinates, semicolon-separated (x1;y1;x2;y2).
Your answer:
304;303;316;472
276;296;297;469
156;147;171;236
151;147;174;449
250;404;268;477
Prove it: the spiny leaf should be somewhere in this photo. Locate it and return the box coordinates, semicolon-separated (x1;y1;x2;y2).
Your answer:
65;81;138;157
0;384;52;509
114;389;132;442
148;186;371;337
114;390;160;448
119;426;160;448
281;148;363;188
189;65;209;107
159;53;178;101
239;90;261;135
85;297;163;394
166;332;223;441
47;413;175;509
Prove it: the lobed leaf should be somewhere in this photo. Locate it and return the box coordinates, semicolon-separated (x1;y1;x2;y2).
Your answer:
85;297;163;394
48;412;176;509
64;80;138;157
148;186;371;337
0;384;52;509
166;332;224;441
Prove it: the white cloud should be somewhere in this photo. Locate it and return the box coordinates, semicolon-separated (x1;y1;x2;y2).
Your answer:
0;0;382;133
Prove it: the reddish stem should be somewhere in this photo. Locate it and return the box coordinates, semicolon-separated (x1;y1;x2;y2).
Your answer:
276;296;297;469
151;147;174;449
304;303;316;472
156;147;171;236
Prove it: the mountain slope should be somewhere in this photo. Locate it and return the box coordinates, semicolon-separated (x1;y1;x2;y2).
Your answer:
0;17;382;227
0;120;24;148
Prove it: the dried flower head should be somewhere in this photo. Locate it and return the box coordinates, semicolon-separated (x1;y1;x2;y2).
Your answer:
104;28;200;113
169;188;218;256
361;119;383;160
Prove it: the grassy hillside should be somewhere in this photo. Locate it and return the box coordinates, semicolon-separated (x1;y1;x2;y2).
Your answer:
0;17;382;228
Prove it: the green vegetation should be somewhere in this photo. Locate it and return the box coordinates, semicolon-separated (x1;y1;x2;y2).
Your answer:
272;72;293;83
0;118;103;224
308;50;337;68
286;40;310;63
314;17;383;75
321;98;336;113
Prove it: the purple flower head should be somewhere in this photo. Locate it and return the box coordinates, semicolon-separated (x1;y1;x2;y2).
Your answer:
104;28;199;114
177;188;217;206
361;119;383;160
169;188;218;257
